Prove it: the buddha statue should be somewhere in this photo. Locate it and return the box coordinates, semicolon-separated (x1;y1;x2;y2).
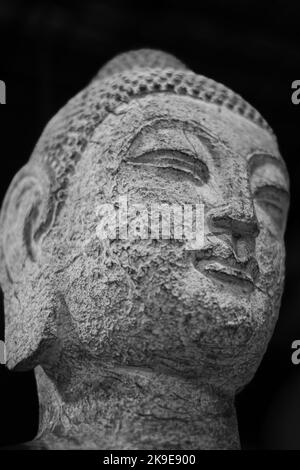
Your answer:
0;49;290;449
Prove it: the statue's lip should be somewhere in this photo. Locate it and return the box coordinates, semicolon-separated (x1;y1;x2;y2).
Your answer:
192;254;259;290
203;261;255;286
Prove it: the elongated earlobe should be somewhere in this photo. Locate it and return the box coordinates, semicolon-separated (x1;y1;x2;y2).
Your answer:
0;163;57;369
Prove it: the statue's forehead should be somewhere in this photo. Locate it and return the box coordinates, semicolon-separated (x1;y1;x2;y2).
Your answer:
98;94;280;160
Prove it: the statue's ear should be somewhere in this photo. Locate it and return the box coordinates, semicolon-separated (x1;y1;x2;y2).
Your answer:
0;164;58;370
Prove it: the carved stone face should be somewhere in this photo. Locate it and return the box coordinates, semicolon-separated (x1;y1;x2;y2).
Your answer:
1;90;289;395
36;93;287;390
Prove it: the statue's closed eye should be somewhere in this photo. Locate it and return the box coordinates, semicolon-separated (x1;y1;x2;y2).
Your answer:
254;185;289;231
126;149;209;184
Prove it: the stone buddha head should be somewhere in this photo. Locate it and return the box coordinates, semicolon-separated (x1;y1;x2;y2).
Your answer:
0;50;289;449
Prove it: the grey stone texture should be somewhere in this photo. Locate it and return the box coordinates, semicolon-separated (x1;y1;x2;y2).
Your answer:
0;50;290;449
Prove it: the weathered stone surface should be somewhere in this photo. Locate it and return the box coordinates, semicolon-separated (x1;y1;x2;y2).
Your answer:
0;49;290;449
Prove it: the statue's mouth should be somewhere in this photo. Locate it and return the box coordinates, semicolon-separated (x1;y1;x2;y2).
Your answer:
203;261;255;290
191;252;259;292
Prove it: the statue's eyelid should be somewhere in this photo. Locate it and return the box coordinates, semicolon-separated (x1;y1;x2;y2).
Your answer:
126;149;210;183
253;185;290;213
252;184;290;198
127;147;209;165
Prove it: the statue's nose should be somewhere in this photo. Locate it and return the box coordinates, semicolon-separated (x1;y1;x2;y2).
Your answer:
207;198;259;262
208;202;260;239
209;164;260;239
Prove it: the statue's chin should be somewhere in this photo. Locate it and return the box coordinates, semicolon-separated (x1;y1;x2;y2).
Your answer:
64;260;278;390
68;286;274;389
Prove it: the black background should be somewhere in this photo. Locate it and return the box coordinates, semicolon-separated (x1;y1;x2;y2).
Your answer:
0;0;299;450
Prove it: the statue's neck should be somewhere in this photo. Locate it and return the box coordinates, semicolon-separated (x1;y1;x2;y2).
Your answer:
34;363;240;450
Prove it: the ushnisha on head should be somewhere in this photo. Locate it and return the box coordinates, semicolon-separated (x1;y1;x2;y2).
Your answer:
0;50;289;394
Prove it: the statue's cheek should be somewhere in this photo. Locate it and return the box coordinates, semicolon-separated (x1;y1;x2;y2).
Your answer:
256;231;285;296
